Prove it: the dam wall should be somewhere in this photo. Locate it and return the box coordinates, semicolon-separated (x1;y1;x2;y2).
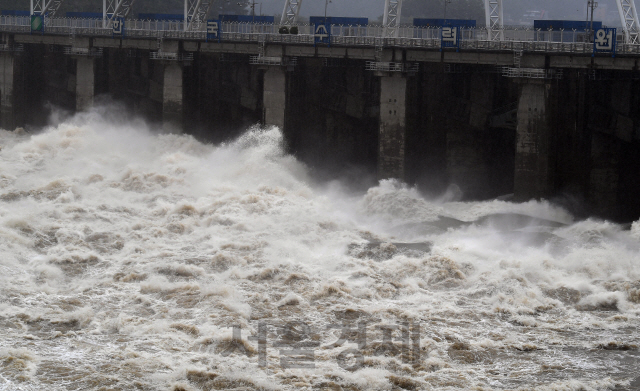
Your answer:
1;38;639;221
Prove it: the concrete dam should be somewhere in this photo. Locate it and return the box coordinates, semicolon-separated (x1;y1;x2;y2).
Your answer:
1;19;640;222
3;5;640;387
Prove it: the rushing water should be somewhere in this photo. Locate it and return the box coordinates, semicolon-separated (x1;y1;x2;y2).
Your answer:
0;109;639;391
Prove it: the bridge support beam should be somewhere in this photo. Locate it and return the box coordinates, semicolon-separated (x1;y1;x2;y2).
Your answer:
263;67;286;129
163;63;184;132
0;52;17;130
378;74;407;180
514;81;552;200
76;57;95;111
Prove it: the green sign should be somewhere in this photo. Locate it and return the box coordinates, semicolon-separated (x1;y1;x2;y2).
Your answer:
31;15;43;32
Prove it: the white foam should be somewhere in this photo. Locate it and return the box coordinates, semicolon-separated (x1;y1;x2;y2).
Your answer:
632;220;640;240
1;110;639;390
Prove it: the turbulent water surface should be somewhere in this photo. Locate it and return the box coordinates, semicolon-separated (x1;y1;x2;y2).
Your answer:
0;111;639;391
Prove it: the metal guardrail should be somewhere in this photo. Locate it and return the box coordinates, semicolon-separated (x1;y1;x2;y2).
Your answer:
0;43;24;52
149;51;194;61
502;67;563;79
2;16;640;55
249;56;298;66
365;61;419;72
63;46;103;56
249;55;283;65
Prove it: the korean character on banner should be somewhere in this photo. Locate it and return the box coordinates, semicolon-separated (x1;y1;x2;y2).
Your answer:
441;26;459;49
273;321;320;369
593;28;616;57
207;20;222;42
314;22;331;46
112;17;124;37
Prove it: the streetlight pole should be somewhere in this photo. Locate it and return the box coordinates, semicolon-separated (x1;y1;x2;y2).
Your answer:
588;0;598;36
444;0;452;21
237;0;258;22
325;0;331;23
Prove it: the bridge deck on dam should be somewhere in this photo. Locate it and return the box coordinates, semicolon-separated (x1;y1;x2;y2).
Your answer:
2;15;640;70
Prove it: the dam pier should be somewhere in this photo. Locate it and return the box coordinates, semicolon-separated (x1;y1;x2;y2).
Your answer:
1;18;640;220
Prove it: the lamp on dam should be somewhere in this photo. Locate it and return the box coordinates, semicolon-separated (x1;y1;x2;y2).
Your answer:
587;0;598;34
236;0;261;19
324;0;332;22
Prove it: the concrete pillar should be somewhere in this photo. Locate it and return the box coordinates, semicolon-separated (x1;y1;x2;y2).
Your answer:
378;74;407;180
163;63;184;132
76;57;95;111
514;82;552;200
263;67;286;129
0;52;16;129
589;133;620;218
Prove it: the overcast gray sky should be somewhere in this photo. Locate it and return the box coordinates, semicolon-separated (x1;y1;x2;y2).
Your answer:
254;0;633;26
255;0;377;19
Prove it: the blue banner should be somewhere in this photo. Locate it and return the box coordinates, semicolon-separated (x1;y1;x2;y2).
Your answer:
112;17;125;37
593;28;616;57
441;26;459;50
207;20;222;42
314;21;330;46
